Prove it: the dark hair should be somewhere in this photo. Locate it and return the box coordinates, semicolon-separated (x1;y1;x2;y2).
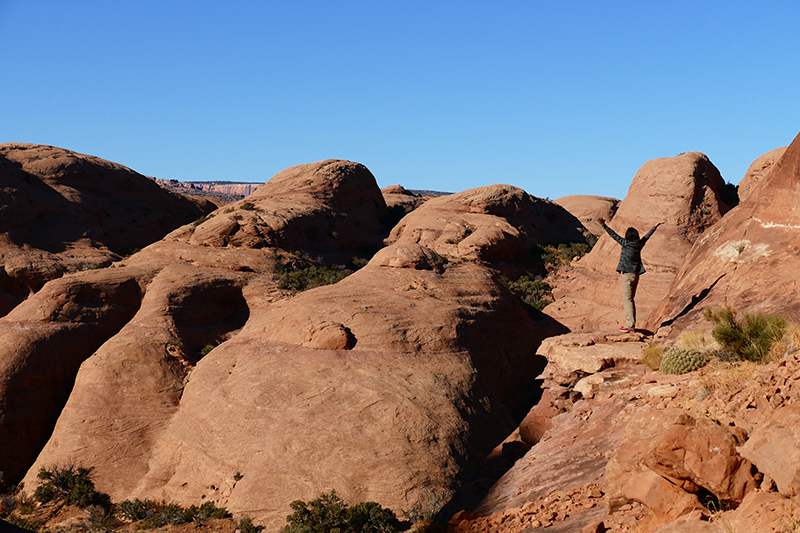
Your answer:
625;227;640;241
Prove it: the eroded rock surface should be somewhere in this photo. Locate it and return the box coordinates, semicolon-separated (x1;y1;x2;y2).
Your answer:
649;131;800;336
546;152;732;332
554;195;620;237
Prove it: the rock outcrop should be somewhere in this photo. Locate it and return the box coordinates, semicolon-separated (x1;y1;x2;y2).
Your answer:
0;143;215;316
649;131;800;336
546;152;733;332
10;161;583;530
737;146;787;203
554;195;620;236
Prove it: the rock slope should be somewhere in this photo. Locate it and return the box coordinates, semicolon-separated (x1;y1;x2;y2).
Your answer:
0;143;215;316
546;152;733;332
5;159;586;530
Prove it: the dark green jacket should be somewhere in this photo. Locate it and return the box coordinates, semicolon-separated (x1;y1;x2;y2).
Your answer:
602;223;658;274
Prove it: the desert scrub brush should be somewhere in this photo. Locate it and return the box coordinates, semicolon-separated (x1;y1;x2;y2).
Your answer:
659;347;710;375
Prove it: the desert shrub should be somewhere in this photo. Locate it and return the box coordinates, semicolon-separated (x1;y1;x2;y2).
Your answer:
640;345;664;370
659;348;709;375
117;498;155;522
33;464;106;508
277;266;352;292
283;490;402;533
535;241;593;272
240;516;264;533
240;202;256;211
351;257;368;270
402;489;448;528
501;273;553;312
198;344;215;358
703;306;787;362
117;499;228;527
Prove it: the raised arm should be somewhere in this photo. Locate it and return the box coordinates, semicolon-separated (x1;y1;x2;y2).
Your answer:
598;217;625;245
641;220;667;244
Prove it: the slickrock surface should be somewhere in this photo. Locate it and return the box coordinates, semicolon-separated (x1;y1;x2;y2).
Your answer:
737;146;787;203
386;185;588;262
554;195;620;236
649;131;800;336
0;143;215;316
546;152;733;332
9;162;582;530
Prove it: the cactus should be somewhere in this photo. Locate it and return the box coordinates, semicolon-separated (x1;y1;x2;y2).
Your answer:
659;347;709;375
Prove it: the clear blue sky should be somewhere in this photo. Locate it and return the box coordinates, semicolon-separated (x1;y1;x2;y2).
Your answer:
1;1;798;200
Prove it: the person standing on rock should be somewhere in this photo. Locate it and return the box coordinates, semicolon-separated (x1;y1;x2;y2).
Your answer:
597;217;665;332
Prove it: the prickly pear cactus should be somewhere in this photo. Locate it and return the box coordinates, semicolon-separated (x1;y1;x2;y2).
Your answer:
659;347;709;375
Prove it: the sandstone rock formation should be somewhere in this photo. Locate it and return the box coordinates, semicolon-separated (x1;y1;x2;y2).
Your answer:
546;152;733;332
386;185;587;263
737;146;787;203
446;333;800;533
8;159;588;530
382;184;427;213
649;131;800;335
554;195;620;236
0;143;215;316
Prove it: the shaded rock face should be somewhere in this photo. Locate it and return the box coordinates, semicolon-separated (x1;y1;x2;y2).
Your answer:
546;152;732;332
6;156;584;530
649;131;800;335
0;144;215;316
554;195;620;237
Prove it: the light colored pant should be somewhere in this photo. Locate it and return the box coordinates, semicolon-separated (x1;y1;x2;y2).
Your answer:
621;272;640;329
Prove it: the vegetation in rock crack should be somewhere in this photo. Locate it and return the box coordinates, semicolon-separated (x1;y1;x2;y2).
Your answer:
501;273;553;312
659;347;709;375
33;464;109;509
282;490;403;533
703;305;787;362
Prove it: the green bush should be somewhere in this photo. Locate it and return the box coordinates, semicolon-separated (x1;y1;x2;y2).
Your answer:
535;241;593;271
277;266;353;292
703;306;786;362
33;465;107;508
117;498;229;527
240;516;264;533
283;490;402;533
659;347;709;375
501;273;553;311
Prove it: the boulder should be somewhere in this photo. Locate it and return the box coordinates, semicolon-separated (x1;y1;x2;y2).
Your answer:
649;131;800;335
737;404;800;497
554;195;620;236
606;408;755;525
546;152;733;332
0;143;214;317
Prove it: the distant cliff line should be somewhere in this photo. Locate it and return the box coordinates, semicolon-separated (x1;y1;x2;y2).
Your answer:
151;176;451;203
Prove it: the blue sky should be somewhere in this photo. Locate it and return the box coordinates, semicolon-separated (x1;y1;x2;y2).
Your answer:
1;1;798;200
